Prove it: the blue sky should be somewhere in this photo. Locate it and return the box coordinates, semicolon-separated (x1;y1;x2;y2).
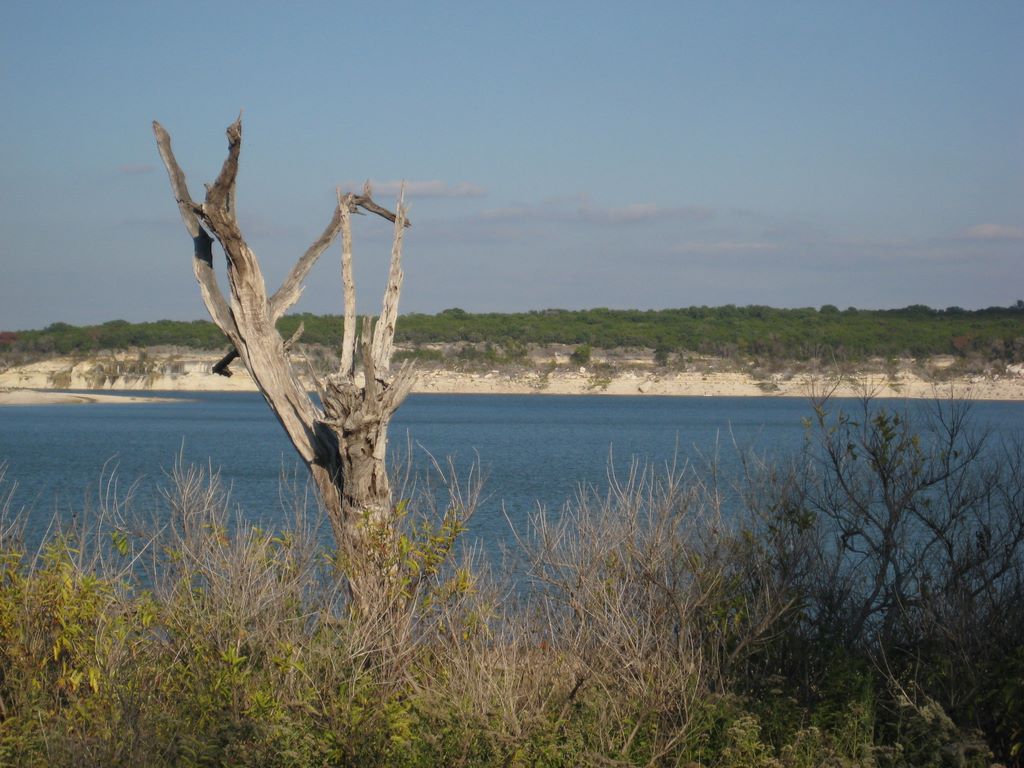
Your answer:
1;0;1021;330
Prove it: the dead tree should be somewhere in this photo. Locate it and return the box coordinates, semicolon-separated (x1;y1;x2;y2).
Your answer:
153;117;415;596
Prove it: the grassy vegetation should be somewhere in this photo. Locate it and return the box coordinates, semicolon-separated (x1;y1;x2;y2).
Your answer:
3;302;1024;362
1;394;1022;766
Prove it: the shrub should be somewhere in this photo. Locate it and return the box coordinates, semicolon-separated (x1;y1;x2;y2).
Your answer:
1;394;1023;764
569;344;591;366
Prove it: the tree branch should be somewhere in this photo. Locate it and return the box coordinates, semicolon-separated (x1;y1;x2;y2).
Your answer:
266;184;409;323
384;360;417;412
192;119;266;306
360;316;378;405
152;122;202;237
352;181;411;227
270;204;344;320
352;194;411;227
339;193;358;377
205;115;242;216
372;187;407;373
152;120;238;342
212;321;304;378
212;348;239;377
285;320;305;349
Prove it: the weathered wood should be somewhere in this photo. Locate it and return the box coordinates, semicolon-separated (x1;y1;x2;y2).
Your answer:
270;205;345;321
152;121;239;343
212;348;239;377
211;185;404;374
212;320;303;378
352;180;412;228
372;188;407;373
270;186;407;323
153;118;416;606
339;191;358;377
205;116;242;217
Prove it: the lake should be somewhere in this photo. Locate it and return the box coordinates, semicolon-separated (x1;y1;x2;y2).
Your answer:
3;392;1024;552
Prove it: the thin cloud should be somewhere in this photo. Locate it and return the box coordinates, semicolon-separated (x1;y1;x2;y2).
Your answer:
831;236;914;249
673;241;781;255
581;202;714;224
479;206;532;220
118;163;156;175
962;223;1024;241
342;180;486;198
479;200;715;224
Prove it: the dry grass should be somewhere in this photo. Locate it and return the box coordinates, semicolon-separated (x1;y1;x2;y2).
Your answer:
1;396;1022;765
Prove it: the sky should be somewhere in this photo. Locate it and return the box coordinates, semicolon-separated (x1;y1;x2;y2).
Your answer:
1;0;1022;331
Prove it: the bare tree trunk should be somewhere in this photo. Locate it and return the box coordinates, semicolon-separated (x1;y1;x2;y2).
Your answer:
153;117;414;605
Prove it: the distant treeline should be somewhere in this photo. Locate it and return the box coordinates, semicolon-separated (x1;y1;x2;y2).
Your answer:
4;302;1024;361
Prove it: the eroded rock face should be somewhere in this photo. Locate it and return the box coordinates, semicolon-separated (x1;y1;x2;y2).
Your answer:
0;351;260;391
5;350;1024;400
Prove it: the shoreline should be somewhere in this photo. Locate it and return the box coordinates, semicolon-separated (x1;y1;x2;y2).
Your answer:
3;368;1024;406
0;389;183;406
3;351;1024;403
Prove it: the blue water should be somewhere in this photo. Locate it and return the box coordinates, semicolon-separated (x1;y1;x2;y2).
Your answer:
3;392;1023;552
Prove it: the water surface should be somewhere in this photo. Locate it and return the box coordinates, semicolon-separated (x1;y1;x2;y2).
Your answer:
3;392;1022;551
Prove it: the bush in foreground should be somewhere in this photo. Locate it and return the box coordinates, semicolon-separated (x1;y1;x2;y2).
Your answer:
0;395;1021;766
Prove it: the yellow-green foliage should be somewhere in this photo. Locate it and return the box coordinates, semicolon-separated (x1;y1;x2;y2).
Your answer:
1;396;1023;768
0;538;137;765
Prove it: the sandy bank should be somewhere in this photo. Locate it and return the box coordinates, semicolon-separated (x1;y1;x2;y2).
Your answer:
0;389;181;406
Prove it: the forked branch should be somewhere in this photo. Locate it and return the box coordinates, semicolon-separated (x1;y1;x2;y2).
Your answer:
272;184;409;322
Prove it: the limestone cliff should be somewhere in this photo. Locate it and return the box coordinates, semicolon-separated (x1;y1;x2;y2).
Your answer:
3;350;1024;400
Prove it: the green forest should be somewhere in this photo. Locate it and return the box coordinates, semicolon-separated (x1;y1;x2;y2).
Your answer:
4;302;1024;362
